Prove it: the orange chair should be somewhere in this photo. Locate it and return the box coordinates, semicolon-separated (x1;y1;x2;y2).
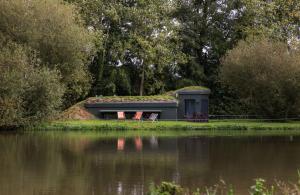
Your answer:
117;111;126;120
132;111;143;120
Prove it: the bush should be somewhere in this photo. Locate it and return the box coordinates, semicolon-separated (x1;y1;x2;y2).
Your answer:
0;40;64;128
148;182;183;195
0;0;96;106
221;39;300;118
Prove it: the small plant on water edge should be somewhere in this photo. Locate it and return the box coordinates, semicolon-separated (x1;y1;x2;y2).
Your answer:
249;179;274;195
275;170;300;194
147;181;234;195
148;182;183;195
147;172;300;195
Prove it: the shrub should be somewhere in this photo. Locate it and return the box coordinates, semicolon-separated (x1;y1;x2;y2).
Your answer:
221;39;300;118
0;40;64;128
148;182;183;195
0;0;96;106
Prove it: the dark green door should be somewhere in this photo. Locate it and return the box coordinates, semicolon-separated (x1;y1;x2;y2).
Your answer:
185;99;195;117
201;99;208;114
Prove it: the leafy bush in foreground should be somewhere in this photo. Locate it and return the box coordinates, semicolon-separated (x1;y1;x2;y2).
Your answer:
148;176;300;195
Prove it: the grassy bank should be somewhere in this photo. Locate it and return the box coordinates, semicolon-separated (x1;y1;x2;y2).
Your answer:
32;120;300;135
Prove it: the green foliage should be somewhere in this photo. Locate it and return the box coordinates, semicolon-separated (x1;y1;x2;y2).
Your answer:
148;182;183;195
87;95;176;103
64;0;300;116
147;180;274;195
36;120;300;132
250;179;274;195
23;67;65;121
174;0;247;114
0;0;96;106
70;0;185;96
221;39;300;118
0;40;64;128
2;0;300;122
242;0;300;43
164;86;210;96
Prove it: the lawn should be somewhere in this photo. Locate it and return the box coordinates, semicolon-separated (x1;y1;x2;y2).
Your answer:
33;120;300;136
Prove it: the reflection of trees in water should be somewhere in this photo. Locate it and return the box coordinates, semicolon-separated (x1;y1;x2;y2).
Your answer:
0;135;180;195
81;137;179;194
0;134;66;195
1;135;300;195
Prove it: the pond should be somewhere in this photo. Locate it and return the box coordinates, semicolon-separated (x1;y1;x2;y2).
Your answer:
0;132;299;194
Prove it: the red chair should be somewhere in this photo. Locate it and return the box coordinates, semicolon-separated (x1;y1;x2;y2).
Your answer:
133;111;143;120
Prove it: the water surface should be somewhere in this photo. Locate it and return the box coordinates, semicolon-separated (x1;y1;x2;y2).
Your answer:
0;132;299;194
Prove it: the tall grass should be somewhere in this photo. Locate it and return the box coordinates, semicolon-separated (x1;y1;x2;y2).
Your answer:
33;120;300;133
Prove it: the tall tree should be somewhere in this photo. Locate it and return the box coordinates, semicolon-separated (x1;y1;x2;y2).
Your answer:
174;0;247;113
242;0;300;44
70;0;185;96
0;0;96;107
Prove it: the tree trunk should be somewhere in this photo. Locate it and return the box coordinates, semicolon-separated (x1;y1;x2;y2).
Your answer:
139;65;144;96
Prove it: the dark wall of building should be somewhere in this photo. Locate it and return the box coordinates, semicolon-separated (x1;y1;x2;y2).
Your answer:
177;93;209;119
85;102;178;120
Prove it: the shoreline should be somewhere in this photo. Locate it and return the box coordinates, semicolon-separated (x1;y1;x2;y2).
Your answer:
27;120;300;137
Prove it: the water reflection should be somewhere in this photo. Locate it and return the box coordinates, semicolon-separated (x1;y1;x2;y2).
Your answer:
0;133;299;195
117;138;125;151
117;137;143;151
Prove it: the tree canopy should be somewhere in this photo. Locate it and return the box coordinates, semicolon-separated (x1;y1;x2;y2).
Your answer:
221;39;300;118
70;0;185;96
2;0;300;127
0;0;96;128
0;0;96;106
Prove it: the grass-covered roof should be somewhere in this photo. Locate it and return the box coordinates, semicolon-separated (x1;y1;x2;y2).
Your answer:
176;86;210;91
86;86;209;104
86;95;177;104
164;86;210;96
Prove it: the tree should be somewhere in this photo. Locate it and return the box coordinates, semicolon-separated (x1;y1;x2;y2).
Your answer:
0;40;64;128
0;0;96;106
220;39;300;118
69;0;185;96
242;0;300;44
174;0;247;114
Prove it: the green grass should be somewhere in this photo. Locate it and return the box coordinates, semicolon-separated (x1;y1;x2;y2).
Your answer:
87;95;176;103
27;128;300;139
175;85;209;91
87;86;209;103
31;120;300;137
163;85;210;96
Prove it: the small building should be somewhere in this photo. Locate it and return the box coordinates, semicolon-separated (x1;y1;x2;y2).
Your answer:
84;86;210;121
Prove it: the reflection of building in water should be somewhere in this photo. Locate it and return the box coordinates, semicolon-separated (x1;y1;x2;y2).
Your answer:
135;137;142;151
117;138;125;151
80;137;212;195
4;135;300;195
149;136;158;148
117;137;143;151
